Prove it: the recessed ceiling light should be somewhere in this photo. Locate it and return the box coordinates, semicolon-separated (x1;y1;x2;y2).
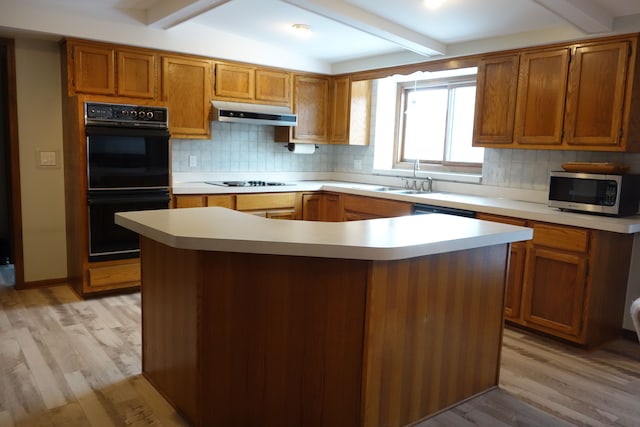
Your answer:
423;0;445;10
291;23;312;37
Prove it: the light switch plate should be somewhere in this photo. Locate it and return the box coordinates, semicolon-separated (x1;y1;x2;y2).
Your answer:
36;149;60;168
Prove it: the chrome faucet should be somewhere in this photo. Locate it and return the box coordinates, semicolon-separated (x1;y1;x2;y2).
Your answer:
422;176;433;193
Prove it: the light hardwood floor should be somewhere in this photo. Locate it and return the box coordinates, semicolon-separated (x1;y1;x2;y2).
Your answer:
1;282;639;426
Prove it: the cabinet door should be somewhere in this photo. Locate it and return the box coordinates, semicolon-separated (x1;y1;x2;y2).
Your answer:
302;193;342;221
476;212;528;321
72;44;115;95
348;80;372;146
505;242;526;320
330;76;351;144
324;193;343;221
292;75;330;143
255;69;290;105
162;56;212;139
522;247;587;337
564;41;631;148
473;55;519;146
514;49;569;146
302;193;324;221
215;63;254;100
117;49;157;99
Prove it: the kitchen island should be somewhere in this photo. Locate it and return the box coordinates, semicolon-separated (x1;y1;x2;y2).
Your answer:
116;207;532;427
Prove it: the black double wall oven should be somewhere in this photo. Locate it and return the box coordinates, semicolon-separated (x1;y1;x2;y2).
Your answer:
85;102;171;262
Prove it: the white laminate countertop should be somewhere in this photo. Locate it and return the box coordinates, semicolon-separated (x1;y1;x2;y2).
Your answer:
115;207;532;261
171;180;640;234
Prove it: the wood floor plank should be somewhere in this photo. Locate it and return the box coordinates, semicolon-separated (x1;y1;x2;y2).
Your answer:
13;327;69;409
64;370;116;427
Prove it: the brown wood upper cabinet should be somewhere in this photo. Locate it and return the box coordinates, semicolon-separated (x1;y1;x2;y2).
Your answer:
564;41;632;148
275;75;371;145
161;55;213;139
473;54;519;145
65;40;158;99
473;35;640;151
214;62;291;106
330;77;372;145
514;48;570;146
275;74;330;144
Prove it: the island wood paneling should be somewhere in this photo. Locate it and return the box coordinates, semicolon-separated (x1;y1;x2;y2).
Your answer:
362;245;509;426
138;238;510;426
140;237;200;425
200;252;368;427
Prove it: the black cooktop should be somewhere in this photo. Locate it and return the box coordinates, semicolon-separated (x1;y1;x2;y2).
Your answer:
205;180;290;187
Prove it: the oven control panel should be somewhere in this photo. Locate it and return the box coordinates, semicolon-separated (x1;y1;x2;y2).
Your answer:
85;102;168;128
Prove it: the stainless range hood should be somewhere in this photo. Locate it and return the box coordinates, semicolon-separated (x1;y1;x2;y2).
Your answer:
211;101;297;126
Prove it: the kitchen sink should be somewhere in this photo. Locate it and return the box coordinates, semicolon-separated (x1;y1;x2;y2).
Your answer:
373;186;403;191
372;187;429;194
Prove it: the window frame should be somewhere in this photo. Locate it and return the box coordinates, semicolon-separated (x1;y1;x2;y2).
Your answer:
393;74;482;174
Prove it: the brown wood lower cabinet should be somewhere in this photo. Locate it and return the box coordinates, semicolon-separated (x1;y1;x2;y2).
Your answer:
173;192;301;219
86;259;140;292
477;213;633;346
302;192;343;221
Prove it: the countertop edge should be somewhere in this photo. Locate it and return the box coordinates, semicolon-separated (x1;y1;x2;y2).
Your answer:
116;209;533;261
171;180;640;234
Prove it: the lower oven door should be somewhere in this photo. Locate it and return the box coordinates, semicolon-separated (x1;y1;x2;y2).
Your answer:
87;189;170;262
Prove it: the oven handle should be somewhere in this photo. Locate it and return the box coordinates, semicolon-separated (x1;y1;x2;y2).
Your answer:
87;192;171;205
86;125;170;138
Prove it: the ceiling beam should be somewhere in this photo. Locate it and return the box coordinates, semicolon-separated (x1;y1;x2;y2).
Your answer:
281;0;446;57
532;0;613;34
146;0;232;29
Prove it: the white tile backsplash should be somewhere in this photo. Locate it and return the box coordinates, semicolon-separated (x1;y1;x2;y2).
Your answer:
173;121;640;193
482;148;640;190
172;121;336;173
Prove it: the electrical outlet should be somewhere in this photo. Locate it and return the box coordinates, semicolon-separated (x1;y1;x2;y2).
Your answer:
354;159;362;170
189;155;197;168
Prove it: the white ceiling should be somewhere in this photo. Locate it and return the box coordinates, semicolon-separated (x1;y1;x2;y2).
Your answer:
2;0;640;73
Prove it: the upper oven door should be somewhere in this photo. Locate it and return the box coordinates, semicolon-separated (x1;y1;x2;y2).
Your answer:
86;125;170;190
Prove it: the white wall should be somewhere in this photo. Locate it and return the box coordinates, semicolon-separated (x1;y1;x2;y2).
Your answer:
14;39;67;282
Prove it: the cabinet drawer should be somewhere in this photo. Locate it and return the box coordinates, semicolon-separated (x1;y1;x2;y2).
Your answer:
342;194;412;218
476;213;527;226
236;193;296;210
532;223;589;252
207;195;235;209
174;195;205;208
88;262;140;289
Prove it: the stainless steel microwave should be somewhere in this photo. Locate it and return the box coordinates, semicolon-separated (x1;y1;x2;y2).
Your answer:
548;171;640;217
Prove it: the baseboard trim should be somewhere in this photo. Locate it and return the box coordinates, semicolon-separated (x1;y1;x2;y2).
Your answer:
621;328;639;343
16;277;68;290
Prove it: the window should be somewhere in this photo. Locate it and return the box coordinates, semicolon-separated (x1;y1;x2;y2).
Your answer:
397;72;483;171
371;67;483;179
